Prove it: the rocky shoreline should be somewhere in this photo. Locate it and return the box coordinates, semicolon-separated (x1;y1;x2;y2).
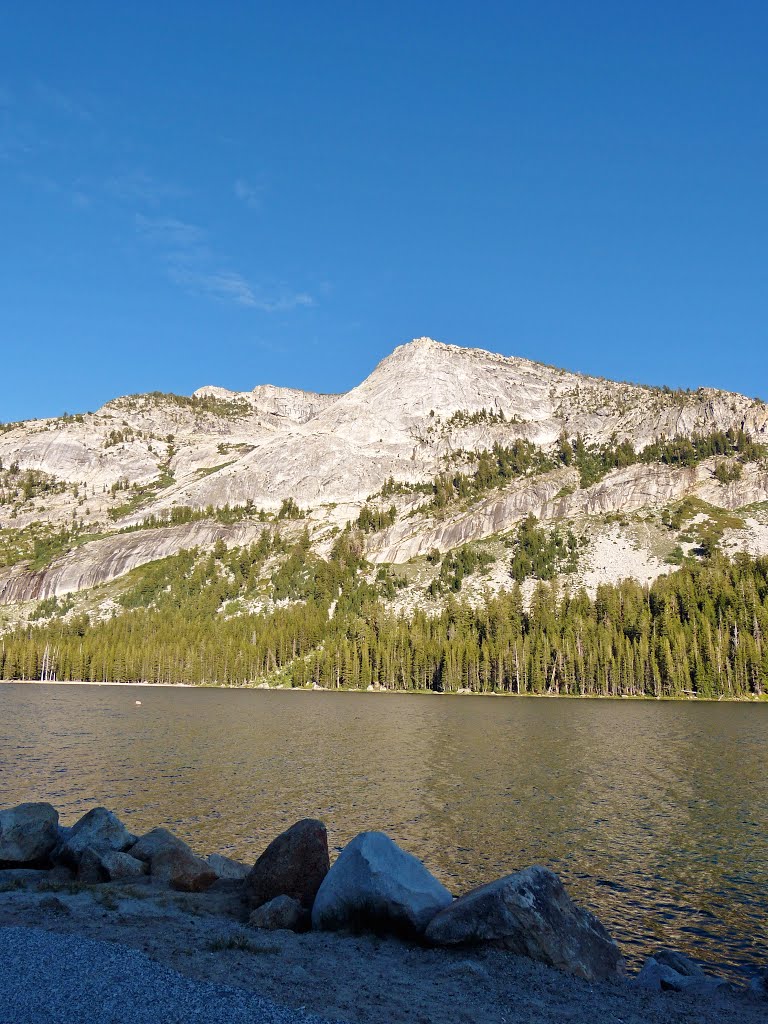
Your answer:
1;802;766;1024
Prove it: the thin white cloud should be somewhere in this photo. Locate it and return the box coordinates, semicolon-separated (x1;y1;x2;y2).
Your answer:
21;172;92;208
137;214;313;313
135;214;208;263
234;178;263;211
255;291;314;313
34;82;91;120
106;171;189;205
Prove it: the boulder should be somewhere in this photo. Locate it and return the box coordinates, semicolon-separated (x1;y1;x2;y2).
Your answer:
245;819;330;911
206;853;250;881
248;894;306;931
57;808;135;867
0;803;59;865
654;947;706;977
129;826;187;863
77;846;148;883
311;831;453;937
424;865;625;982
635;952;730;995
151;846;217;892
127;826;216;891
37;895;72;916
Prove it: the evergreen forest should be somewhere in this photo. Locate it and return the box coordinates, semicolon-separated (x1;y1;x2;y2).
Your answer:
2;526;767;700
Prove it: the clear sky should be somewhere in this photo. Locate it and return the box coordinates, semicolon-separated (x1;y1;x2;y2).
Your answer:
1;2;766;421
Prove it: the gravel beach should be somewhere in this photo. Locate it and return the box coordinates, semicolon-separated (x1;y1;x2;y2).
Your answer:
0;879;766;1024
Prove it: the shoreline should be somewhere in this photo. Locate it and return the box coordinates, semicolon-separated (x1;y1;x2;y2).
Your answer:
1;804;766;1024
2;678;767;703
0;872;764;1024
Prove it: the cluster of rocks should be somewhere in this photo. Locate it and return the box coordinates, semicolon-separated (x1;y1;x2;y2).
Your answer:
1;802;764;998
0;802;226;892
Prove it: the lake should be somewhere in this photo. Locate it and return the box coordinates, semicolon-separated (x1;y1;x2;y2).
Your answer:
0;683;766;975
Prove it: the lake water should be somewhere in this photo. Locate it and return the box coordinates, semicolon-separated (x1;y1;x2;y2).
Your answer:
0;683;766;975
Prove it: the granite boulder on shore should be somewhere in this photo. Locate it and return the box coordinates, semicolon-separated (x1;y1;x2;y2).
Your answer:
311;830;453;937
424;865;626;981
245;818;330;911
0;803;59;866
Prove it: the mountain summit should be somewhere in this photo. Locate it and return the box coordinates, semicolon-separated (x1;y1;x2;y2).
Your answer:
0;337;767;612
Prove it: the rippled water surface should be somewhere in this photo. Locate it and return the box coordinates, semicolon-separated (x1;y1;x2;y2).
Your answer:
1;683;766;973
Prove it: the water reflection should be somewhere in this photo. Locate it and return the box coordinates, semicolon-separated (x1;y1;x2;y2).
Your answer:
0;684;766;974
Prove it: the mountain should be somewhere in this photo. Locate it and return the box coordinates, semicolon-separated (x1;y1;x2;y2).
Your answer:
1;337;768;621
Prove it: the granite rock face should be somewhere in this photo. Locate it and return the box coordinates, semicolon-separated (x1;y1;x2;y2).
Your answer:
2;337;768;608
0;803;59;865
311;831;453;937
424;865;625;982
245;819;330;911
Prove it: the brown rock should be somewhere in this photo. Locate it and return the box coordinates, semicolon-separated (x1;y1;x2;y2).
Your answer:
245;819;329;911
150;845;217;892
128;826;216;892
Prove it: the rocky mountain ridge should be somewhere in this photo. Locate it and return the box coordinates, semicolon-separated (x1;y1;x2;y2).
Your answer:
1;337;767;616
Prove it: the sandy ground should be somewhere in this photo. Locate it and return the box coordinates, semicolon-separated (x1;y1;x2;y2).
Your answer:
0;873;765;1024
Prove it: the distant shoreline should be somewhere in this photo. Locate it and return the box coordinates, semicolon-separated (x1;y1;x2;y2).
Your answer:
2;678;766;702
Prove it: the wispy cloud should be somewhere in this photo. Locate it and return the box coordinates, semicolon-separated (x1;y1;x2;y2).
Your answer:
34;82;92;120
135;214;206;252
234;178;263;211
20;172;92;208
137;214;313;312
106;171;189;205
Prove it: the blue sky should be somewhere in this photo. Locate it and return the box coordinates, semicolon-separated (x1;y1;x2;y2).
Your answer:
1;2;766;421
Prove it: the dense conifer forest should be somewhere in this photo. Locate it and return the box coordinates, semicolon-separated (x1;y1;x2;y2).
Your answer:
2;525;767;699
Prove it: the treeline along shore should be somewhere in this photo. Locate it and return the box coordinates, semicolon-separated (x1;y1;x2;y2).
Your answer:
2;530;768;698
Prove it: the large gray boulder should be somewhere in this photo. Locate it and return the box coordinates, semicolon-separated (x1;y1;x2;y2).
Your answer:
424;865;625;982
129;827;216;892
311;831;453;937
57;808;135;867
245;819;329;910
0;803;59;865
128;827;187;863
